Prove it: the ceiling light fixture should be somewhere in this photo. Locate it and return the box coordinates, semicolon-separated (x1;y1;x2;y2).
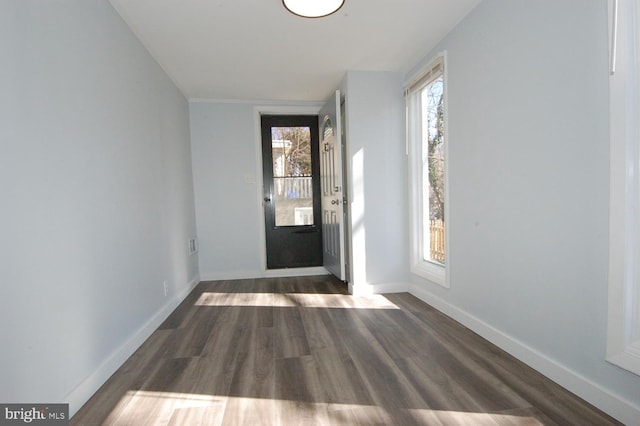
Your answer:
282;0;345;18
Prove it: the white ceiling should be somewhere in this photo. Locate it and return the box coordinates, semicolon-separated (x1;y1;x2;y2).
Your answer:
109;0;480;102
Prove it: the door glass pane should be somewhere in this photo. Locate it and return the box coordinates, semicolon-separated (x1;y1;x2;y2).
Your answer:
271;126;314;226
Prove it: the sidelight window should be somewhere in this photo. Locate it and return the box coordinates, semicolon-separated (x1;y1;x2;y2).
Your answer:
406;53;448;287
607;0;640;376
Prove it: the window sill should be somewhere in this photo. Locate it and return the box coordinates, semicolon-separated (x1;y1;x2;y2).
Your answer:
411;259;448;288
606;347;640;377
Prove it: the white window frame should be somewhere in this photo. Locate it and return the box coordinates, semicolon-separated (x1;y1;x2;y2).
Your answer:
406;52;449;287
607;0;640;376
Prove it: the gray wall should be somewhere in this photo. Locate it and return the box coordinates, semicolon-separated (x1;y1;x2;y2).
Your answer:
0;0;198;414
340;71;409;291
189;101;266;279
407;0;640;421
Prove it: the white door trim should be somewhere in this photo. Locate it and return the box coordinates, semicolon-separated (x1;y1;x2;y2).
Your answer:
252;104;322;272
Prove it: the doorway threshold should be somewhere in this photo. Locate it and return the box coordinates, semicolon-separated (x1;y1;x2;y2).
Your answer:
264;266;329;278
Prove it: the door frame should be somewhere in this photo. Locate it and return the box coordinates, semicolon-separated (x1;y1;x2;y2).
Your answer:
339;95;352;283
253;104;329;276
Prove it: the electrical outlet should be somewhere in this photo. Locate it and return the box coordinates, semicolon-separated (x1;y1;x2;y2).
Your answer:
188;238;198;255
163;280;168;297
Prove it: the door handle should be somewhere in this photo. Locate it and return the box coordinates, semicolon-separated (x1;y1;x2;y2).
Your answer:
331;199;340;205
264;197;271;202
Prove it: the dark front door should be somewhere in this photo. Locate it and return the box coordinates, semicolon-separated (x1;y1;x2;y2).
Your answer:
261;114;322;269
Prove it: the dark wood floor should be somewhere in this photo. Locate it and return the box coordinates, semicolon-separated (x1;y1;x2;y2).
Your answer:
72;275;621;425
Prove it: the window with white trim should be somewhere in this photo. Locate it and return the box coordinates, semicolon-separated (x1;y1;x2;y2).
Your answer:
607;0;640;376
406;53;448;287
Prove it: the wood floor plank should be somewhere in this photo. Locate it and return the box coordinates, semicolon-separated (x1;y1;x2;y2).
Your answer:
160;310;221;359
376;304;533;413
324;404;394;425
488;407;557;426
226;327;274;400
159;290;202;330
72;276;622;426
222;326;275;425
299;307;350;353
478;347;618;426
273;355;332;425
310;346;374;406
167;404;225;426
385;293;621;425
220;397;275;426
110;357;197;425
273;306;310;359
332;319;444;425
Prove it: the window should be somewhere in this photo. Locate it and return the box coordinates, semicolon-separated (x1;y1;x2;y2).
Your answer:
607;0;640;376
406;53;448;286
270;126;314;227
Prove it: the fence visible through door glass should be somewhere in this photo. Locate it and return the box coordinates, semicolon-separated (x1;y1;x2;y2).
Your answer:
270;126;314;227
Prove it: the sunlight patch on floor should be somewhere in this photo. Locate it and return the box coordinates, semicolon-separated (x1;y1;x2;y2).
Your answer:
407;408;545;425
194;292;400;309
104;391;221;425
106;391;542;425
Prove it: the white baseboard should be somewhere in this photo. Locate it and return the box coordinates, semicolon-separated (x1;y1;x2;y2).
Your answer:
349;281;409;295
200;267;330;281
65;275;200;417
409;283;640;425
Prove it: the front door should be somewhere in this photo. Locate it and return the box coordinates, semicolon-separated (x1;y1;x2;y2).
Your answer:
261;115;322;269
320;90;346;280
